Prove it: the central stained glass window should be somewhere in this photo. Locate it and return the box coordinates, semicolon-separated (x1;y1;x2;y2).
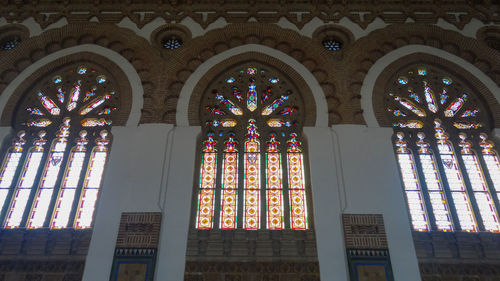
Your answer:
196;64;309;230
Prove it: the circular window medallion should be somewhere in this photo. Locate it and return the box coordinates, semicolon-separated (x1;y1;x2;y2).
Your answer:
161;36;183;50
322;38;342;51
1;36;21;51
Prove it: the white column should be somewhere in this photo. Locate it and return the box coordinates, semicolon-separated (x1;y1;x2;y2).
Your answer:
156;126;201;281
332;124;421;281
83;124;173;281
304;126;349;281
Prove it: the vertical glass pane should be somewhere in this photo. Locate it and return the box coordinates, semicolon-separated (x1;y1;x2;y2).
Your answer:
459;135;500;232
27;138;67;228
244;141;260;230
287;134;308;230
415;133;453;231
266;152;284;229
480;134;500;216
220;134;238;229
4;140;45;228
396;152;430;231
437;142;477;232
27;120;70;229
51;147;86;229
74;131;109;229
196;133;217;229
0;151;23;209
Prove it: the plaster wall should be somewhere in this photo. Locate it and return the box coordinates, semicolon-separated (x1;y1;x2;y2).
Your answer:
83;124;173;281
332;124;421;281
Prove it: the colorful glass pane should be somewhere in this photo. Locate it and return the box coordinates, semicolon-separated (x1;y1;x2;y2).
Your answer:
440;89;449;105
394;133;430;231
66;82;81;111
0;133;26;211
26;119;52;127
423;82;438;113
459;135;500;232
278;106;298;116
37;92;60;115
435;123;477;232
262;87;272;102
444;93;468;117
215;93;243;115
416;133;453;231
4;132;47;228
389;94;426;117
247;79;258;112
27;120;70;228
97;106;116;115
74;131;109;229
261;95;288;116
84;87;97;102
220;135;238;229
80;118;112;127
57;87;65;103
232;87;243;104
287;134;308;230
27;107;44;116
196;134;217;229
79;94;111;115
392;120;424;129
453;121;483;129
266;134;284;229
244;120;260;229
408;89;421;103
460;109;479;117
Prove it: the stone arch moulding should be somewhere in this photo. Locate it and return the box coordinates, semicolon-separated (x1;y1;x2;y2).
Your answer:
0;23;163;126
0;46;141;127
370;52;500;129
183;51;320;128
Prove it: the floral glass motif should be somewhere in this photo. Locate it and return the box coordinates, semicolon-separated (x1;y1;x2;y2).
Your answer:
196;65;307;230
1;64;116;230
388;66;498;233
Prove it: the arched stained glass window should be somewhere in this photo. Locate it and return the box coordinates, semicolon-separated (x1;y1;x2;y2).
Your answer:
195;64;310;230
0;64;117;229
387;65;500;232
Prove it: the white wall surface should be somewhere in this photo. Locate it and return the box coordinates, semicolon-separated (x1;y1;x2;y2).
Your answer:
156;126;201;281
83;124;173;281
304;126;349;281
332;124;421;281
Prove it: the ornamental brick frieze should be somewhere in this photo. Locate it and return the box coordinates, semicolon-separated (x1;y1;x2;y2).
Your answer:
0;21;498;125
184;261;320;281
0;1;498;30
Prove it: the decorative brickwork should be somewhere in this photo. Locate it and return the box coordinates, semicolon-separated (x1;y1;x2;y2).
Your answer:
110;212;162;281
343;214;388;249
0;1;498;30
184;261;320;281
116;212;162;249
0;229;90;281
